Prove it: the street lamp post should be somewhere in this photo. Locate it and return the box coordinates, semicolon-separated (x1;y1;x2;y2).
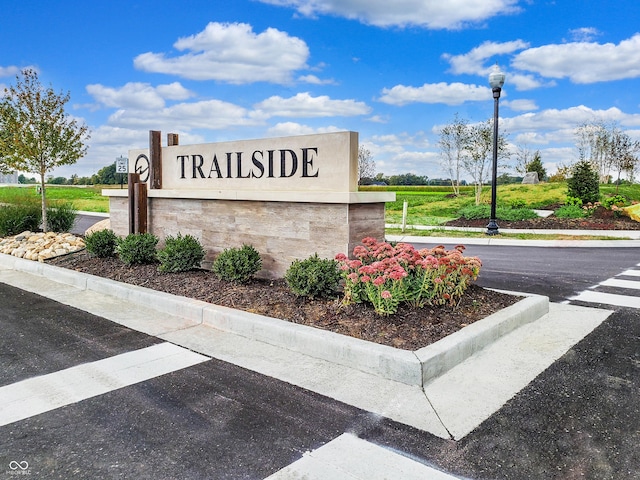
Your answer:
487;64;505;235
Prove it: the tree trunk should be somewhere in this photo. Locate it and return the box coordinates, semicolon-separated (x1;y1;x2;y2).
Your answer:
39;174;48;232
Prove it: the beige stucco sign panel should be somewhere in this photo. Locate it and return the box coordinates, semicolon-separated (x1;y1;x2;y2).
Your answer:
129;131;359;193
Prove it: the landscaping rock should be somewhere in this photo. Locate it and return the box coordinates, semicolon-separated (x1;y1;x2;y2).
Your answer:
0;231;85;262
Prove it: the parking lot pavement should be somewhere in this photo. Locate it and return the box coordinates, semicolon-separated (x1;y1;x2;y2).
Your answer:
1;269;639;479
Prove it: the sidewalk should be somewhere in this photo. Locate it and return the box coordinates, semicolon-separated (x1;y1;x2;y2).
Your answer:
386;223;640;247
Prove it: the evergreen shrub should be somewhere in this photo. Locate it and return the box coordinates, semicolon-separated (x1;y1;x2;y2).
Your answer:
212;244;262;283
117;232;159;264
157;233;205;272
567;160;600;204
285;254;341;299
84;229;119;258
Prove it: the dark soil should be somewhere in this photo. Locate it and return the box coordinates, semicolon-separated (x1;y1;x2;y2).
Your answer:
47;250;519;351
445;206;640;230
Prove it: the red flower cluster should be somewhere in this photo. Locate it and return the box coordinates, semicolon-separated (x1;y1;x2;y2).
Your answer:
335;238;482;315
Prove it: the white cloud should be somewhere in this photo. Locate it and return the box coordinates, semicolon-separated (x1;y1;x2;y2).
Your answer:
568;27;601;43
86;82;194;109
266;122;343;137
513;34;640;83
259;0;521;29
253;92;371;117
443;40;529;75
134;22;309;84
0;66;22;77
378;82;490;106
503;106;640;134
298;74;337;85
503;98;538;111
106;99;257;131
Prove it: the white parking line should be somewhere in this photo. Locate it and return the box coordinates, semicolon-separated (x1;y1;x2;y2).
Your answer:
599;278;640;290
265;433;461;480
620;269;640;277
571;290;640;309
0;342;209;426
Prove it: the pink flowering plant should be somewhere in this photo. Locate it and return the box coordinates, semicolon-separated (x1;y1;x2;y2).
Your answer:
335;238;482;316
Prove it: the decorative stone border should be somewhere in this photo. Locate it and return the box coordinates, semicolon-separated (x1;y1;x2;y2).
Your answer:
0;231;85;261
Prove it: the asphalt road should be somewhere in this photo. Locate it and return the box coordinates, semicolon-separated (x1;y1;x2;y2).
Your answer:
1;279;638;479
3;216;637;478
412;241;640;302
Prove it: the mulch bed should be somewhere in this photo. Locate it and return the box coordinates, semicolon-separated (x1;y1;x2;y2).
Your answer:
47;251;519;351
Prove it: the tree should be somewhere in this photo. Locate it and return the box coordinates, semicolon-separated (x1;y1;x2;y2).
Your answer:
462;119;509;205
514;143;534;175
608;130;639;192
567;160;599;204
575;120;613;182
438;114;469;195
358;146;376;185
94;162;118;185
525;151;546;181
387;173;428;185
0;69;90;231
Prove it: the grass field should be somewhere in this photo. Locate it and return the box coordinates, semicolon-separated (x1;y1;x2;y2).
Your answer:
0;185;110;213
2;183;639;225
375;183;640;226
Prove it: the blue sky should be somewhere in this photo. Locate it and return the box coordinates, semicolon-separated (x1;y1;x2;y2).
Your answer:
2;0;640;180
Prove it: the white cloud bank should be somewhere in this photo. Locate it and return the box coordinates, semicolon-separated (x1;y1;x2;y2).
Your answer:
134;22;309;84
259;0;521;29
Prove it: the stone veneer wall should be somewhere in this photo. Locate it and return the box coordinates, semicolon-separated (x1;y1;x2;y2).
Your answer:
109;197;385;278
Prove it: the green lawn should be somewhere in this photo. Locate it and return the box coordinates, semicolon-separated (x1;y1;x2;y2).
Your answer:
377;183;640;226
0;185;110;213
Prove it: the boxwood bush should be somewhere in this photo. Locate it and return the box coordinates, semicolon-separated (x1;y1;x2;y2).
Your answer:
212;244;262;283
157;233;205;273
84;229;119;258
117;232;159;265
285;254;341;299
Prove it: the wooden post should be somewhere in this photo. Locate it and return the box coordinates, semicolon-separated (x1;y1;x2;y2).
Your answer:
167;133;179;146
128;173;140;234
134;182;148;234
149;130;162;190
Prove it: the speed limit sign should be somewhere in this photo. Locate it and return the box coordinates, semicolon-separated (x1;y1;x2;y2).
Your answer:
116;156;128;174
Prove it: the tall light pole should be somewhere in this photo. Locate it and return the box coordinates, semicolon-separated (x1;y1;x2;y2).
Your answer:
486;63;505;235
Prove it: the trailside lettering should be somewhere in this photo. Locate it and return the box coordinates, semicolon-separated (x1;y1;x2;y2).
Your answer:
177;147;320;180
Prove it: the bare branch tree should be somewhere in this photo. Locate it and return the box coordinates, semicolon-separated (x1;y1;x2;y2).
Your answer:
358;145;376;184
438;114;468;195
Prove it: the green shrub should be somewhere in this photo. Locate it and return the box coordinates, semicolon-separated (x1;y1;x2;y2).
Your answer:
117;232;159;265
212;244;262;283
509;199;527;209
0;202;41;236
46;202;77;232
601;194;627;209
285;254;341;299
458;204;538;221
554;205;585;218
84;229;119;258
565;196;583;207
567;160;600;204
157;233;205;273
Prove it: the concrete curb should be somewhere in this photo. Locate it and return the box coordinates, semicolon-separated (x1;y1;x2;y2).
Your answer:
0;253;548;387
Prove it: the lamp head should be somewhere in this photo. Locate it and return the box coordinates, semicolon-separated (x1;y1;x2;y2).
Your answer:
489;63;506;90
